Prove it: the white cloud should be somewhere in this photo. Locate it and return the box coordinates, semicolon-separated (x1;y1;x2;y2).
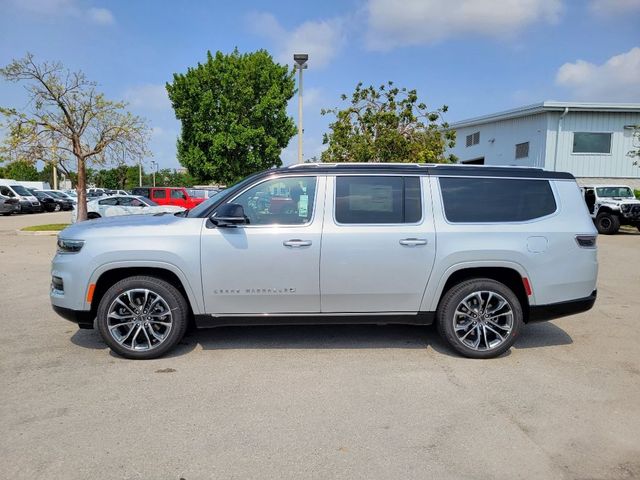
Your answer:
589;0;640;15
8;0;115;25
556;47;640;101
124;84;171;111
88;7;114;25
247;12;344;69
365;0;562;50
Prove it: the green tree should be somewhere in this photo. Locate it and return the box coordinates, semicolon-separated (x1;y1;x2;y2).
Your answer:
4;160;39;180
166;49;296;184
321;81;456;163
0;53;150;220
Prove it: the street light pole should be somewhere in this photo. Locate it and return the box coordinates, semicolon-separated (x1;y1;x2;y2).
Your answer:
150;161;157;187
139;160;142;187
293;54;308;164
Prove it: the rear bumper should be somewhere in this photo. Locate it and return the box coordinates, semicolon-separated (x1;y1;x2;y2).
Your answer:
52;305;94;329
529;290;597;322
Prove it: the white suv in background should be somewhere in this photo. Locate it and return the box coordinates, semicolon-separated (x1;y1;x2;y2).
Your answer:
51;163;598;360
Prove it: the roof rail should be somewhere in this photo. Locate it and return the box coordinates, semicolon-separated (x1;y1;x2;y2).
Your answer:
287;162;430;168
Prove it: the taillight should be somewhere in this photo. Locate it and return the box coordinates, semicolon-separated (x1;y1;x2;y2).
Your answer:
575;235;597;248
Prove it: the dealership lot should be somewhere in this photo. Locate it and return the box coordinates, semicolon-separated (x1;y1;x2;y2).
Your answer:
1;213;639;480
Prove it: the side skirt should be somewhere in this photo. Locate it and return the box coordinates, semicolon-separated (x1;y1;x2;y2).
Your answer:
194;312;436;329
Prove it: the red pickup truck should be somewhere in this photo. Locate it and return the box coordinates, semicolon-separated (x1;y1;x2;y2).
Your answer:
131;187;206;209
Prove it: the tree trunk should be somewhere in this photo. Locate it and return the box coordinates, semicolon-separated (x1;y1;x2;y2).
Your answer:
76;157;88;221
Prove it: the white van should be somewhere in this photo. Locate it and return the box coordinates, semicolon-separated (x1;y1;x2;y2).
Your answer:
0;179;42;213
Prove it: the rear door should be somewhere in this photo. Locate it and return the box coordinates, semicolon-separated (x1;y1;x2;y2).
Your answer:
150;188;168;205
320;175;436;313
170;188;189;208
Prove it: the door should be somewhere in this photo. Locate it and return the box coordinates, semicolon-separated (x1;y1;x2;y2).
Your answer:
320;175;436;313
170;188;189;208
150;188;168;205
201;175;324;315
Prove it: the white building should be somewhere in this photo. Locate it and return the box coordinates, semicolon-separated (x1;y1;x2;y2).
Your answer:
447;102;640;188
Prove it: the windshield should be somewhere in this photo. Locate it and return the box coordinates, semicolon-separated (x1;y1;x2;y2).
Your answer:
186;172;264;218
596;187;634;198
139;196;158;206
10;185;32;196
46;191;65;199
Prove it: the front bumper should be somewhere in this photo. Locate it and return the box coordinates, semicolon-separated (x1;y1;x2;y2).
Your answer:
529;290;597;322
52;305;95;329
19;201;42;212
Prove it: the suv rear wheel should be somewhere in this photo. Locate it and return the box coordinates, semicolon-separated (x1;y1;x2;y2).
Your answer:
437;278;523;359
96;276;188;359
595;212;620;234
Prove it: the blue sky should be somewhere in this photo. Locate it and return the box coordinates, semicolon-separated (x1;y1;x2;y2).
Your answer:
1;0;639;169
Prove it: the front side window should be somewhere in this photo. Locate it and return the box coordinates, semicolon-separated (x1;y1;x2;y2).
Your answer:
335;176;422;224
572;132;612;154
440;177;557;223
229;176;317;226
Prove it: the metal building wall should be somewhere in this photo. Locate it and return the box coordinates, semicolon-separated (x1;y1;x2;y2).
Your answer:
448;114;547;167
544;111;640;178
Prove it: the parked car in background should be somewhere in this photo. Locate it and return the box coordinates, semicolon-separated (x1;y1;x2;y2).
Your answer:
0;193;19;216
581;185;640;234
28;189;62;212
63;189;77;199
72;195;185;222
39;190;77;210
0;182;41;213
131;187;205;210
45;190;77;205
52;163;598;360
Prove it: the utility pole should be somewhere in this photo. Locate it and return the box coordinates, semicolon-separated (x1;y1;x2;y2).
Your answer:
150;160;157;187
293;54;308;164
139;160;142;187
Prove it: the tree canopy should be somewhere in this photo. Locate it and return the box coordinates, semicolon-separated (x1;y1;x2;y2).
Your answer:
166;49;297;184
0;53;150;220
321;81;456;163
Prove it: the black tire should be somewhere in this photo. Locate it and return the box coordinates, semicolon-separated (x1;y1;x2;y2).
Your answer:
436;278;523;359
96;276;189;359
87;212;101;219
595;212;620;234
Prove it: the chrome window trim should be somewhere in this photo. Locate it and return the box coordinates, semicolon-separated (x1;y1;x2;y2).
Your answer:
331;174;425;227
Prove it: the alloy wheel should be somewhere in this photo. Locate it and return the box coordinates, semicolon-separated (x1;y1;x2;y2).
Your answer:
106;288;173;352
452;290;514;351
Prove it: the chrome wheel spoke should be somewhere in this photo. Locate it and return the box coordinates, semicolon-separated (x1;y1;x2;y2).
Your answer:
106;288;173;352
452;290;513;352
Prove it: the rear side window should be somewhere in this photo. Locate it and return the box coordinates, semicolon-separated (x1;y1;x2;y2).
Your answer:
152;189;167;199
131;188;149;197
335;176;422;224
439;177;556;223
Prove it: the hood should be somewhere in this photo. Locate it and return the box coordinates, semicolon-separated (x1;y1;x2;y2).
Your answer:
61;212;188;239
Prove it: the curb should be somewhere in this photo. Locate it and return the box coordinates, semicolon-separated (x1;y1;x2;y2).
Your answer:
16;229;60;236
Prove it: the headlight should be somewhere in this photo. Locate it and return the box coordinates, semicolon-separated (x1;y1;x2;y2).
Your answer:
620;204;630;212
57;238;84;253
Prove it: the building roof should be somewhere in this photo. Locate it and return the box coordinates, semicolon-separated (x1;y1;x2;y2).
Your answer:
450;101;640;129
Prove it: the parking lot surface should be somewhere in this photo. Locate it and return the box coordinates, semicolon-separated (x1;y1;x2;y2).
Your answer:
1;212;639;480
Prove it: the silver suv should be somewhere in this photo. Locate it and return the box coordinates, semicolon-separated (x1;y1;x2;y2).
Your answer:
51;164;598;359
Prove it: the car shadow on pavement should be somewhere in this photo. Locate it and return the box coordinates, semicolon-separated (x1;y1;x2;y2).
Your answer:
514;321;573;349
69;321;572;358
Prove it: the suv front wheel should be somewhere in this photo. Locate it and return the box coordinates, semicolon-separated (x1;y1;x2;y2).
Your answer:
595;212;620;234
96;276;189;359
437;278;523;359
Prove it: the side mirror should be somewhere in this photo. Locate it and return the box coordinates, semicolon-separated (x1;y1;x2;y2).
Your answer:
211;203;248;227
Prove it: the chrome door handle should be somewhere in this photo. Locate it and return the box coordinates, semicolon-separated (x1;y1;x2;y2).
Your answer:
283;239;312;248
399;238;428;247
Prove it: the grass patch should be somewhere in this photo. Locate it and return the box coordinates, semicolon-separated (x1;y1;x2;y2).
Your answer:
21;223;70;232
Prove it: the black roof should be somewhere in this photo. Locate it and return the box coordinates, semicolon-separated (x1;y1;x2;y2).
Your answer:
269;163;574;180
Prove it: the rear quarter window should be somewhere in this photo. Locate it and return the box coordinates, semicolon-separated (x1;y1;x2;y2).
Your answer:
439;177;557;223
